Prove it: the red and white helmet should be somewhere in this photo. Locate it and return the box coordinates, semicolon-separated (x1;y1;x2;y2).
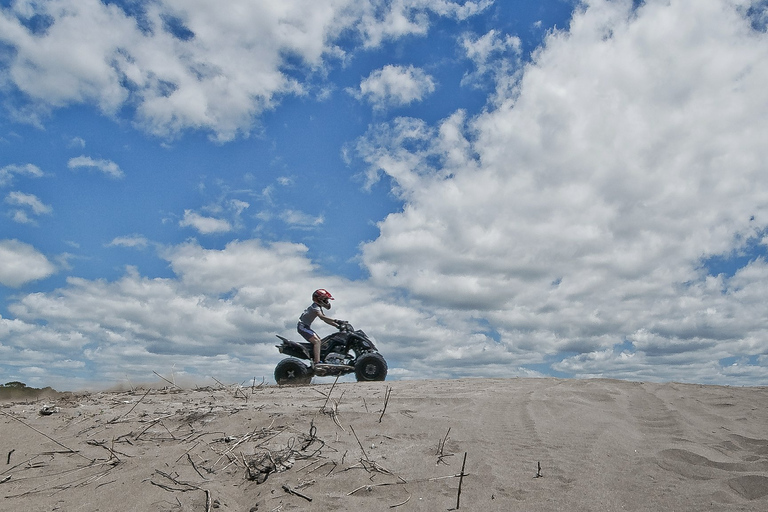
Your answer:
312;289;334;309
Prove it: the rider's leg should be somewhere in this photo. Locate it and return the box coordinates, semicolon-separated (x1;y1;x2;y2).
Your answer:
310;335;322;364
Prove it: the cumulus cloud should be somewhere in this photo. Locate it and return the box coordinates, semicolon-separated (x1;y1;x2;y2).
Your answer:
460;29;522;98
0;239;56;287
3;0;768;389
0;0;486;141
352;64;436;109
68;155;124;179
355;0;768;379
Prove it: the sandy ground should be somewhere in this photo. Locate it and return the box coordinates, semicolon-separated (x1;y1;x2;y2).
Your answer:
2;377;768;511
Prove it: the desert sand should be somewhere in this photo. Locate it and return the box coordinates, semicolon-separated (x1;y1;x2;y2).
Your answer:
2;377;768;511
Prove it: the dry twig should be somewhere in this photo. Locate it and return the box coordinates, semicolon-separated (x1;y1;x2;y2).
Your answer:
282;484;312;501
379;386;392;423
153;371;179;389
0;410;90;462
456;452;467;510
109;387;151;423
349;425;369;462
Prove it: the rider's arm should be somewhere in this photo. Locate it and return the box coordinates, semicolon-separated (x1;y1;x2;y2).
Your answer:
317;309;339;328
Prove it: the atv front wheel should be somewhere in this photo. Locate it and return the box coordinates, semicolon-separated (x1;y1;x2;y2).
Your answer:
354;353;388;382
274;358;312;385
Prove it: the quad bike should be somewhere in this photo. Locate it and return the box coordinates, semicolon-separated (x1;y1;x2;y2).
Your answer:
274;321;387;385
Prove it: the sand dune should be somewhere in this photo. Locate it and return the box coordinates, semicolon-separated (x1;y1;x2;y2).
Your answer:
2;378;767;511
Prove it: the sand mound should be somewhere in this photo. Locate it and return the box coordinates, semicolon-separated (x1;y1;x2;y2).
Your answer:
2;378;767;511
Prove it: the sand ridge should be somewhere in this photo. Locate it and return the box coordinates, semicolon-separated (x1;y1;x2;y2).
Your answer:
2;377;768;511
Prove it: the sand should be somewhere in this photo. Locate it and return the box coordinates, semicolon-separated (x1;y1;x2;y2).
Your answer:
2;377;768;511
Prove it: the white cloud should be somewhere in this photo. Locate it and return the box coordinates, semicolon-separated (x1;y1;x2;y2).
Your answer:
0;0;486;141
354;0;768;377
4;0;768;389
353;64;436;109
280;209;324;228
179;209;232;234
0;163;44;186
5;191;52;215
107;235;150;249
0;239;56;287
5;191;52;224
460;29;522;97
68;155;124;178
68;136;86;148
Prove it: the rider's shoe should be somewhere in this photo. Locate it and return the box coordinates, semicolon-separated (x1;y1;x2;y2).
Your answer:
311;362;328;376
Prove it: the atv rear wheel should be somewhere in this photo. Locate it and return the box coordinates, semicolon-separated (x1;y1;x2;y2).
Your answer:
274;358;312;385
354;353;387;382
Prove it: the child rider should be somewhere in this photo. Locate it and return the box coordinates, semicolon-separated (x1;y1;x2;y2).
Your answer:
297;289;341;371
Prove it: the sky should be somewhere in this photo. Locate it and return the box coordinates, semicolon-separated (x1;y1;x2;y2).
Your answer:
1;0;768;391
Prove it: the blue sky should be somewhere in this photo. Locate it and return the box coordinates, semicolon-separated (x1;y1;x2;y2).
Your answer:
2;0;768;390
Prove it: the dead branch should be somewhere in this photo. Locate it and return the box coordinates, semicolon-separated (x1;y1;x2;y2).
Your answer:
321;375;341;412
204;488;213;512
390;493;412;508
0;410;91;462
85;439;125;462
282;484;312;502
378;386;392;423
251;376;266;392
456;452;467;510
349;425;369;462
135;419;161;440
187;453;210;480
109;387;152;423
153;371;180;389
234;387;248;402
437;427;453;465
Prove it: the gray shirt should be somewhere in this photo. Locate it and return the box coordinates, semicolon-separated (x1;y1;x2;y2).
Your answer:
299;303;323;326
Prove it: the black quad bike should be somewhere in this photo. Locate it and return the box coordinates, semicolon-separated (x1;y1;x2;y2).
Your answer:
274;321;387;385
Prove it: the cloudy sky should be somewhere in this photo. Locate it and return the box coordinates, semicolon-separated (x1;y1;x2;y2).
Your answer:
2;0;768;390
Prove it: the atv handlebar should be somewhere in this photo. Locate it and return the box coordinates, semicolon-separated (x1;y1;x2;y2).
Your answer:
336;320;353;332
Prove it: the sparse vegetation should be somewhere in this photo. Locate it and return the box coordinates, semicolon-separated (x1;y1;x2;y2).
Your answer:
0;381;59;400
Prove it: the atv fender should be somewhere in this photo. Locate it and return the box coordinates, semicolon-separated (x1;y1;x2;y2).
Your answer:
276;335;312;359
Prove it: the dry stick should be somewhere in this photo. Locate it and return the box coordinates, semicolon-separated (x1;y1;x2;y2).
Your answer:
437;427;451;455
456;452;467;510
378;386;392;423
349;425;369;462
153;371;179;389
204;489;213;512
282;484;312;502
114;387;152;423
251;376;266;393
321;375;341;412
7;449;14;465
135;419;161;440
390;493;412;508
0;410;91;462
187;453;209;480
